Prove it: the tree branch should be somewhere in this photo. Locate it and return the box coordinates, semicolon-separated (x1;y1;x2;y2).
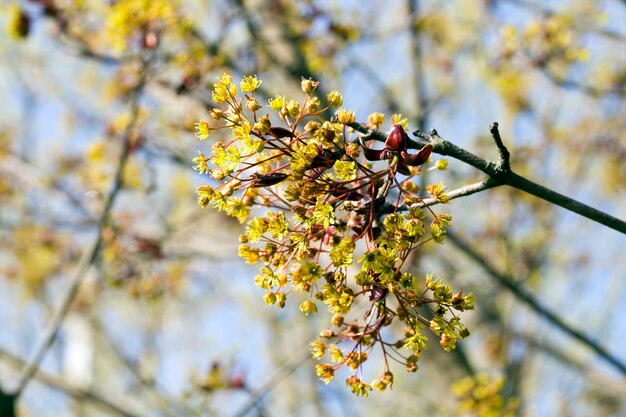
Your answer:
417;177;502;208
447;230;626;376
348;121;626;234
11;65;147;399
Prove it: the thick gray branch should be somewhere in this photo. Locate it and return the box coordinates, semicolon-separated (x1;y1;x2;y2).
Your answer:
348;122;626;234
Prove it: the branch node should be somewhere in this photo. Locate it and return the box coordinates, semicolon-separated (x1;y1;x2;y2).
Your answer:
412;129;427;140
489;122;511;172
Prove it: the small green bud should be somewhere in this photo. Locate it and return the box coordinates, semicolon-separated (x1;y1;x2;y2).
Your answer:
304;120;320;133
327;90;343;107
276;292;286;308
306;96;320;113
264;292;277;305
210;108;223;120
331;314;344;327
371;378;386;391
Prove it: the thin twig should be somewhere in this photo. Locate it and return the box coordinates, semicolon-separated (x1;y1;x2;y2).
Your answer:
447;230;626;376
489;122;510;171
416;177;502;208
515;331;626;394
12;65;147;399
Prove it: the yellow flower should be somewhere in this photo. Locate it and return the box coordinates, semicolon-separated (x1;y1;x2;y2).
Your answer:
315;364;335;384
8;5;29;39
194;120;210;140
192;151;209;174
212;84;230;104
268;95;285;110
367;112;384;129
212;73;237;103
333;160;357;181
435;159;448;170
240;75;262;93
391;113;409;130
196;184;215;207
306;96;320;113
87;142;107;163
301;77;319;94
219;73;233;86
285;99;300;118
300;300;318;315
335;109;355;125
327;90;343;107
104;0;176;52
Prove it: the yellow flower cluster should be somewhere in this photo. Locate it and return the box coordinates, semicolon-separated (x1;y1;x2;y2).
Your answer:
105;0;177;52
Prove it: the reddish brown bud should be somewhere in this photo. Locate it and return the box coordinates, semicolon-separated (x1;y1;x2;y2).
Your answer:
369;286;388;301
330;185;362;201
396;158;411;176
385;124;407;152
143;31;159;49
402;143;433;166
309;149;339;169
359;137;386;161
249;172;288;187
134;237;162;259
229;374;245;389
269;127;295;139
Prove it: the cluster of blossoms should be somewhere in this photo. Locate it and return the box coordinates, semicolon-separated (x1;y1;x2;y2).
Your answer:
193;74;474;396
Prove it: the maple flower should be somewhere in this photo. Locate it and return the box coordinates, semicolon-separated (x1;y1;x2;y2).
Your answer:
240;75;262;93
192;151;209;174
195;120;210;140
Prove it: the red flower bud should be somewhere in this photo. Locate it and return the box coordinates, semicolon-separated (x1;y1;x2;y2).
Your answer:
402;143;433;167
309;149;339;169
269;126;295;139
359;137;386;161
249;172;288;187
396;158;411;175
385;124;407;152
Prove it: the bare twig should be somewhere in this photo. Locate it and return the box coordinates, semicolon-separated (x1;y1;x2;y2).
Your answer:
489;122;510;171
417;177;502;208
516;331;626;394
447;231;626;376
11;64;147;399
